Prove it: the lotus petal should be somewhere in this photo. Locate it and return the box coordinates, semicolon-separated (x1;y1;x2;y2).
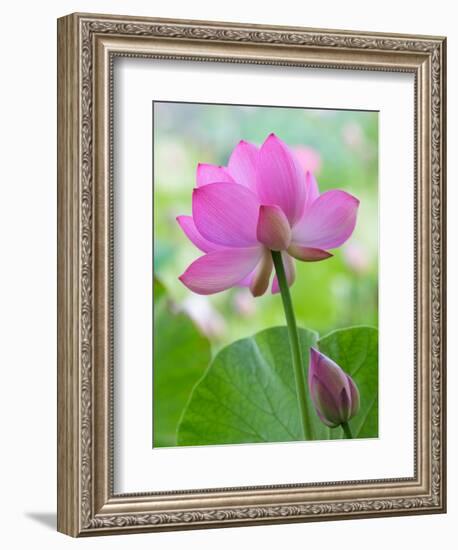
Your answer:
176;215;223;253
227;140;259;191
287;244;332;262
271;251;296;294
256;134;306;225
179;247;263;295
249;248;273;297
292;190;359;250
310;375;341;427
193;182;260;247
256;205;292;251
196;163;234;187
303;171;320;210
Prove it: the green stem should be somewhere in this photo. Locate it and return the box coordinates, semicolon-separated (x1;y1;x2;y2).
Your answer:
271;250;311;440
341;421;353;439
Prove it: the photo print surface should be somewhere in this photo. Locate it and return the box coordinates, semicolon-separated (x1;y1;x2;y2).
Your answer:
152;101;378;448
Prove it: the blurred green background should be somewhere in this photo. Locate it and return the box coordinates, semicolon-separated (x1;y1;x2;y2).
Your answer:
153;102;378;352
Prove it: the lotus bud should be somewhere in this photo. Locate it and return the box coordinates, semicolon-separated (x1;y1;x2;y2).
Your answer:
308;348;360;428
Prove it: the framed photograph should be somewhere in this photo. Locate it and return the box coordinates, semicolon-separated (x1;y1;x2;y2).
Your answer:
57;13;446;536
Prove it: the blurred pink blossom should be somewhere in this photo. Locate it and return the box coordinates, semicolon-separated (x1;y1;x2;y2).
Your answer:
182;295;226;339
342;122;364;150
342;242;371;275
293;145;322;174
232;289;257;317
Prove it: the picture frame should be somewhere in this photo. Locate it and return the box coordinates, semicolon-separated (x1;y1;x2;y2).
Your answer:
57;12;446;536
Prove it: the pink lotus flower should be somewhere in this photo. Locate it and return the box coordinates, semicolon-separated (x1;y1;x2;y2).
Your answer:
177;133;359;296
308;348;360;428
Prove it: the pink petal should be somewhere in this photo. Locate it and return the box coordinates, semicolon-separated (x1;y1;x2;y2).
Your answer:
310;375;342;427
315;407;339;428
192;183;260;248
339;387;352;422
304;171;320;210
176;215;223;253
249;249;273;297
346;374;360;417
179;247;262;295
237;270;256;288
256;134;306;225
256;205;292;251
292;190;359;250
287;244;333;262
196;163;235;187
227;140;259;191
272;251;296;294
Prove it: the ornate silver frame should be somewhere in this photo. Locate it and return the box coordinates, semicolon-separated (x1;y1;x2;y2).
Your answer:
57;12;446;536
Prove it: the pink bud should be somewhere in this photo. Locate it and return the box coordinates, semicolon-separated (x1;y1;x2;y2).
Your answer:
308;348;360;428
